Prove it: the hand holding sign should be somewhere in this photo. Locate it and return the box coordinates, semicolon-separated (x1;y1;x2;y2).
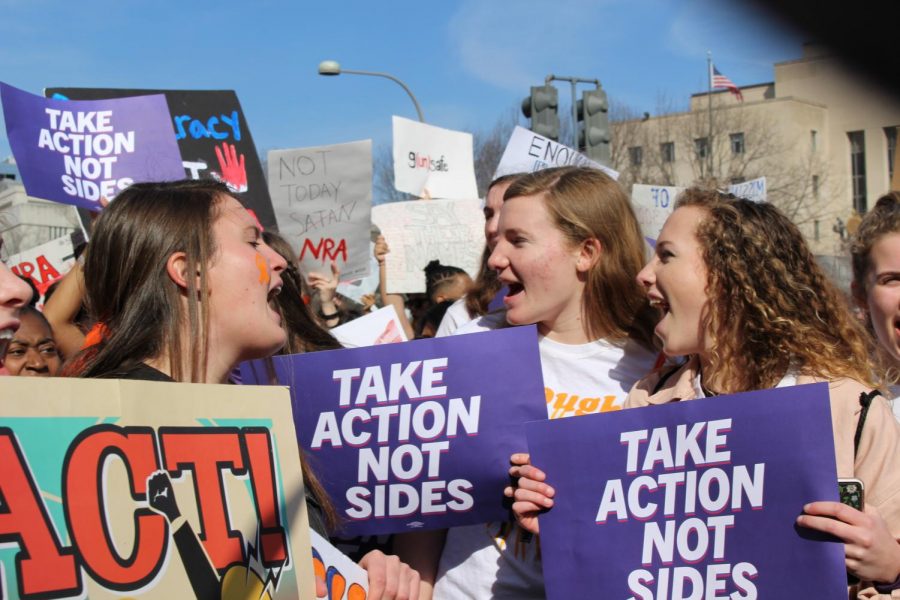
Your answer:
506;453;554;536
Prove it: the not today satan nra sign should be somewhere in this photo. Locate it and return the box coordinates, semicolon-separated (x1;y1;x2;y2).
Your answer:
525;384;847;600
242;326;548;536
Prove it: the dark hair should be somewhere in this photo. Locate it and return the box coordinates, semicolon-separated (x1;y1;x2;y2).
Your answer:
263;231;342;354
416;299;455;338
424;260;469;303
18;275;39;307
851;192;900;303
74;179;226;381
464;174;522;318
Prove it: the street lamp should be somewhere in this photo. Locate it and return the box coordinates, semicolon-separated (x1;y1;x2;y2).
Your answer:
317;60;426;123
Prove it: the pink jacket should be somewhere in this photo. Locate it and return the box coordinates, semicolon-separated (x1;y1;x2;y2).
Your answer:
625;357;900;599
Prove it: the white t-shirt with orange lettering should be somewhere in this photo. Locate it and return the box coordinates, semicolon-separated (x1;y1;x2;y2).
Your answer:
433;311;658;599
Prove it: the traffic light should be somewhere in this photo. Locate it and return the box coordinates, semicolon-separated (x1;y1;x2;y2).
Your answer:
521;85;560;141
578;87;610;164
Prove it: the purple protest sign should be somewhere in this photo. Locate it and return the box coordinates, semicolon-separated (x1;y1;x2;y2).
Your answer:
525;383;847;600
0;82;184;210
241;326;547;537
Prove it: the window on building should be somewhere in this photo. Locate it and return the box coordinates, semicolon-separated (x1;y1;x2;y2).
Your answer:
730;132;745;155
814;219;820;242
695;137;709;159
886;126;898;182
811;130;818;152
660;141;675;163
812;175;819;199
629;146;643;167
848;131;867;213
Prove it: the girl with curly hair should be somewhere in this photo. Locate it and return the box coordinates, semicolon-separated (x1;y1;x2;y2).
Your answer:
512;189;900;597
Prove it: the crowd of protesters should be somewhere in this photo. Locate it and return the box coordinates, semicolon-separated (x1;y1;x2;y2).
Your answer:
2;168;899;599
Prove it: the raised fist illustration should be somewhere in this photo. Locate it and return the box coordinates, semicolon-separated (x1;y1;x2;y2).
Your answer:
147;470;181;522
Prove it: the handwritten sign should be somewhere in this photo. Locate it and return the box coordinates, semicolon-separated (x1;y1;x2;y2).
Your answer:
525;384;846;599
729;176;767;203
269;140;372;280
392;116;478;199
330;305;408;348
1;83;184;210
494;125;619;180
45;87;278;230
8;232;78;299
631;184;684;241
241;327;547;536
0;377;315;599
371;198;482;294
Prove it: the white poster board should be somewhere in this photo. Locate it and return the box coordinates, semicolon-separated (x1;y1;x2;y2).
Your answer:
268;140;372;281
630;184;685;242
330;305;408;348
392;116;478;199
494;125;619;180
8;233;77;302
729;176;767;203
310;530;369;598
371;198;483;294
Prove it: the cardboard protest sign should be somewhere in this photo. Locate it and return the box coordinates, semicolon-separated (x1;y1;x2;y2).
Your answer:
729;176;767;203
311;531;369;599
241;326;547;536
392;116;478;199
631;184;684;241
525;384;846;600
330;305;409;348
0;378;315;599
45;87;278;230
0;83;184;210
494;125;619;180
8;231;79;299
269;141;372;280
371;198;482;294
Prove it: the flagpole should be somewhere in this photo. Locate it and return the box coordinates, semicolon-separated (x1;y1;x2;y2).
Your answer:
707;51;713;180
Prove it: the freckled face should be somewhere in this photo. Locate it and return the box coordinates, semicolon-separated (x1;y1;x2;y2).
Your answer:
862;232;900;363
488;194;585;335
206;196;287;364
637;206;711;358
4;311;61;377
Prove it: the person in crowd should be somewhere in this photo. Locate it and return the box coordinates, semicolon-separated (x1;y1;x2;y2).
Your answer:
374;234;416;340
70;179;420;599
17;275;39;308
0;236;34;375
263;231;342;354
435;173;520;337
415;300;455;339
511;189;900;597
851;191;900;416
396;166;659;599
3;306;61;376
423;260;472;306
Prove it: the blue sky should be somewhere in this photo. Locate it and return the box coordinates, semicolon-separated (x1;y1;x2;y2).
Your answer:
0;0;802;164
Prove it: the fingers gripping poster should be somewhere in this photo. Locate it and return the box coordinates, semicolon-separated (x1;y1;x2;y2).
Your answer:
44;87;278;230
268;141;373;281
0;378;315;599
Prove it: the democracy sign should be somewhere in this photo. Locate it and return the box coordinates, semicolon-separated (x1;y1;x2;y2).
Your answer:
45;87;279;230
240;326;548;536
0;83;184;211
8;231;80;299
494;125;619;180
0;378;316;599
631;184;685;241
371;198;482;294
525;383;846;600
269;140;372;280
392;116;478;199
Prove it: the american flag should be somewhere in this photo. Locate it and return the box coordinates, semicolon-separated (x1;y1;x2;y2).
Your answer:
712;65;743;101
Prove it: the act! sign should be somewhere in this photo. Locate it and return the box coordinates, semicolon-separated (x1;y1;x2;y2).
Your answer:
0;83;184;210
493;125;619;180
269;140;373;280
392;116;478;199
525;384;846;600
241;326;547;536
0;378;315;599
